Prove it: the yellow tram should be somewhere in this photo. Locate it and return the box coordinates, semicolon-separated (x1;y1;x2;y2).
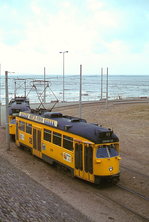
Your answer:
8;97;31;139
15;111;121;184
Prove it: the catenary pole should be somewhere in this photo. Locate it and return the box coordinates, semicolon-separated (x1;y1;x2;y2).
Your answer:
44;67;46;103
14;80;16;97
5;71;10;150
79;64;82;118
106;67;108;108
24;79;27;97
101;67;103;100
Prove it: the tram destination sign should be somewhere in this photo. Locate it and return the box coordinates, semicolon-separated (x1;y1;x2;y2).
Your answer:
19;112;58;127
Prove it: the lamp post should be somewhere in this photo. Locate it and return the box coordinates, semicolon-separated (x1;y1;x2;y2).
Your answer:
59;51;68;102
5;71;15;151
5;71;10;150
0;64;1;126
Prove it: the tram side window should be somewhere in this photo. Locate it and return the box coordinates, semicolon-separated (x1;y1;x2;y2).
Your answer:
44;129;51;142
63;135;73;150
26;123;32;134
19;121;25;131
53;132;61;146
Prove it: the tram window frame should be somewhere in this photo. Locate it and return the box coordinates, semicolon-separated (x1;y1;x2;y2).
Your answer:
53;132;61;146
19;121;25;132
63;135;73;150
26;123;32;134
44;129;51;142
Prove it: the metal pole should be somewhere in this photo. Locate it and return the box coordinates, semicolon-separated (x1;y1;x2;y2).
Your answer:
44;67;46;103
59;51;68;102
101;67;103;100
5;71;10;151
24;79;26;97
79;64;82;118
63;53;65;102
14;80;16;97
0;64;1;126
106;67;108;108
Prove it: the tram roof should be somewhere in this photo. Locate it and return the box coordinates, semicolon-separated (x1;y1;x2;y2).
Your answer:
19;111;119;144
8;98;31;115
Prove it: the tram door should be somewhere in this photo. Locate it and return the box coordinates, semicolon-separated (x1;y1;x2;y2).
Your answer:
74;143;83;178
16;121;19;141
32;127;42;158
74;143;94;182
84;145;94;182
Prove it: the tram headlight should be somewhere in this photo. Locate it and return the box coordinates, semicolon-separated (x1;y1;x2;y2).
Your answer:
109;167;113;171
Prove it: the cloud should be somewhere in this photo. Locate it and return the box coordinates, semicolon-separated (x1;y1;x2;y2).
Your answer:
87;0;105;11
0;0;149;75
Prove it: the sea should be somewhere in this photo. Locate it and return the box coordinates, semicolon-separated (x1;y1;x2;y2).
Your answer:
0;74;149;104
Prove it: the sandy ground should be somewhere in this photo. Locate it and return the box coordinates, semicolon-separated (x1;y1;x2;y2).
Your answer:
0;101;149;221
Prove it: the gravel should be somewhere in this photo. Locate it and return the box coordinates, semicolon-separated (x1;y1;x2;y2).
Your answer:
0;157;91;222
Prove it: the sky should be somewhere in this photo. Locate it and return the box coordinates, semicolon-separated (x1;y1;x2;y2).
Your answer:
0;0;149;75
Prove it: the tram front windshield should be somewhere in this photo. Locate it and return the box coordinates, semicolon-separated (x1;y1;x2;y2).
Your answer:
96;144;118;158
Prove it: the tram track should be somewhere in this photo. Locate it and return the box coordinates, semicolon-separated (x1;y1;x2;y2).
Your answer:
116;183;149;201
94;174;149;221
92;180;149;221
120;164;149;199
113;183;149;221
95;191;149;222
121;164;149;179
